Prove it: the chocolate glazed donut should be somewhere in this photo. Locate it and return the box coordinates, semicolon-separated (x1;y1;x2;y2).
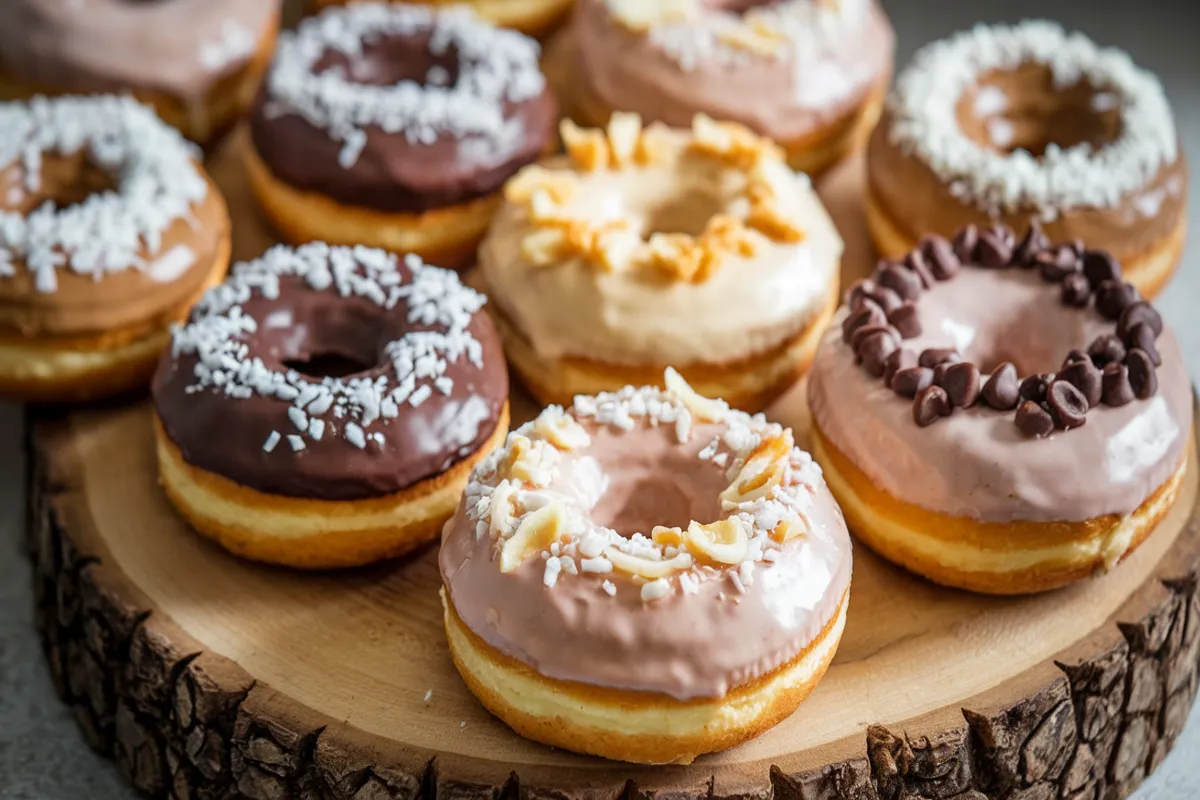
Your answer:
152;244;510;569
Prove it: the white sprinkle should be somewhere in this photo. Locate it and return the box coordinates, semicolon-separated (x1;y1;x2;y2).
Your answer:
288;406;309;431
409;384;433;407
309;418;325;441
601;580;616;596
543;557;562;588
345;422;366;449
262;431;281;452
641;578;672;602
423;689;432;704
287;435;306;452
580;557;613;574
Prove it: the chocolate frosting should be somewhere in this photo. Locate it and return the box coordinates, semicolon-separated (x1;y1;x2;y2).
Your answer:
249;29;557;214
152;267;508;502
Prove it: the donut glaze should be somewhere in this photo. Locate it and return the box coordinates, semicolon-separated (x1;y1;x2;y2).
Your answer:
0;0;279;102
153;244;508;501
249;3;557;214
809;251;1192;524
441;383;852;700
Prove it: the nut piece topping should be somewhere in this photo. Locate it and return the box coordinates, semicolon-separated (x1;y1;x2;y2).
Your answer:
499;504;567;573
608;0;698;31
770;515;808;544
605;546;693;579
534;413;592;450
686;518;750;565
721;430;794;506
664;366;728;422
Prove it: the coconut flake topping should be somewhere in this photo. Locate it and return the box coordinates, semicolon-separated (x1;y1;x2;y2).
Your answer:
0;95;208;293
169;243;486;452
887;20;1178;216
264;3;545;167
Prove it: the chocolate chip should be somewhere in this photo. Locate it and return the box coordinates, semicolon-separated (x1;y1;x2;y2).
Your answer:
1126;322;1162;367
1082;250;1122;289
1060;273;1091;307
842;303;885;343
1095;280;1140;320
1101;363;1135;407
1057;359;1102;408
1087;334;1126;367
1037;246;1081;282
1070;239;1086;257
1116;301;1163;339
846;278;875;308
918;348;960;369
1018;372;1055;403
876;262;922;300
923;235;960;280
952;224;979;263
858;330;899;377
1015;400;1056;438
993;224;1017;248
977;229;1013;268
887;303;922;339
863;285;903;314
883;347;917;385
981;362;1019;410
1047;380;1089;429
932;362;953;387
904;251;935;288
892;366;934;398
1062;349;1090;367
1013;220;1050;267
913;385;952;427
1125;349;1158;399
939;362;981;407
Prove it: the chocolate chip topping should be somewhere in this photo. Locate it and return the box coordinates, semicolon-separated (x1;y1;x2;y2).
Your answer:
939;362;981;407
862;284;903;314
876;262;922;300
892;366;934;398
1018;373;1055;404
858;330;899;377
883;347;917;385
1063;349;1090;367
1117;301;1163;339
1087;334;1126;367
913;385;952;427
887;303;922;339
919;347;960;369
845;278;874;308
1060;272;1091;307
952;224;979;263
1057;359;1102;408
904;251;935;288
977;228;1013;268
1036;246;1080;282
851;322;894;351
1015;400;1056;438
842;302;885;343
922;235;960;280
1014;220;1050;267
1047;380;1088;429
1095;280;1140;320
1101;363;1135;407
982;362;1020;410
1082;250;1122;289
1125;322;1162;366
1126;349;1158;399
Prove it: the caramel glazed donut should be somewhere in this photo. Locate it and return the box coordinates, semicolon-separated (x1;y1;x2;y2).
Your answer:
441;370;852;764
0;0;280;147
152;243;510;569
808;222;1194;595
480;113;844;411
308;0;575;40
245;3;557;269
0;96;231;404
548;0;894;176
867;21;1188;301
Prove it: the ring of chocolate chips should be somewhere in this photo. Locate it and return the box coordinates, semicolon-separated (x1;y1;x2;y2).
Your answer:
841;221;1164;438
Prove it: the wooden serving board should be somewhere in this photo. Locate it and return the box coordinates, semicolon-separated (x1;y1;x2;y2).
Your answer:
24;132;1200;800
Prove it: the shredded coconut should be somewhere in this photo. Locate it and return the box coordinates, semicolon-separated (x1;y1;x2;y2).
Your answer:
265;3;544;166
886;20;1177;216
0;96;207;293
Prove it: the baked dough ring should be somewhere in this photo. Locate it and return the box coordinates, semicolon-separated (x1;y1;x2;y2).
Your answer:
309;0;574;38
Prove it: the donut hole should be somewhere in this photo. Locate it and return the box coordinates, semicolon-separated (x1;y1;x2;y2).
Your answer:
283;351;377;380
10;153;117;214
639;186;729;238
705;0;784;14
271;309;388;379
957;64;1122;157
315;34;462;89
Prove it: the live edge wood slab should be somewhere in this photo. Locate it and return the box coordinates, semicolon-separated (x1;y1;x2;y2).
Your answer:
23;137;1200;800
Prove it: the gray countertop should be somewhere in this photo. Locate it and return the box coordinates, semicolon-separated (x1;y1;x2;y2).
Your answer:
2;0;1198;797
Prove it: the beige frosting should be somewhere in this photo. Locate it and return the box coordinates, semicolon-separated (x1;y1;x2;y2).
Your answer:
479;134;843;367
808;267;1193;523
440;382;852;700
572;0;894;143
0;0;279;100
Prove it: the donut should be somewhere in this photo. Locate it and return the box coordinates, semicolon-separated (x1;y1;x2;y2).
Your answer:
867;21;1188;300
0;0;280;147
479;113;843;411
807;222;1194;595
440;370;851;764
151;243;510;569
308;0;575;39
0;96;230;404
245;3;557;268
547;0;894;176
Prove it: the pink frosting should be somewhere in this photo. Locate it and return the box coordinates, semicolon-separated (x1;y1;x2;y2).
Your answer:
0;0;279;100
808;267;1193;523
570;0;894;143
439;419;852;701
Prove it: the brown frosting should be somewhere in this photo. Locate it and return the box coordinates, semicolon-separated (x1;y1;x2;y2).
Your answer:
153;245;508;501
250;8;557;213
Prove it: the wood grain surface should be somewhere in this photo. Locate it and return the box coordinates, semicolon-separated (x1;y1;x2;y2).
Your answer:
22;132;1200;799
